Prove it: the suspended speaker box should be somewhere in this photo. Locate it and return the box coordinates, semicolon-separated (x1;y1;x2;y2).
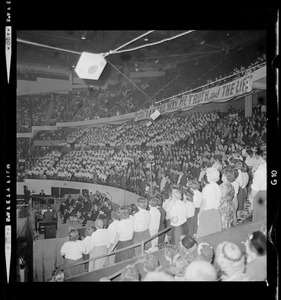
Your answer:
75;52;107;80
150;109;160;120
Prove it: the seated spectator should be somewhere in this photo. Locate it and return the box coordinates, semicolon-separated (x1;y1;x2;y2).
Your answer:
243;231;266;281
142;271;174;281
215;241;248;281
184;261;217;281
119;264;140;281
196;242;215;263
142;253;160;273
42;206;54;223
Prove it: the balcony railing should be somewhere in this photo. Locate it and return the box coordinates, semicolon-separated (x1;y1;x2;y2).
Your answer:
62;226;172;279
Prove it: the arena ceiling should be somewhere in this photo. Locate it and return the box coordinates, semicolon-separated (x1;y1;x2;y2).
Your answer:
17;30;266;76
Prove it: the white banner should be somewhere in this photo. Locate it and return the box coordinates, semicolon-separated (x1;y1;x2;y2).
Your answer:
134;74;253;121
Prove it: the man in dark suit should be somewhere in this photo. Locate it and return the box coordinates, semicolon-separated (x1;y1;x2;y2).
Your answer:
23;185;31;205
43;206;54;223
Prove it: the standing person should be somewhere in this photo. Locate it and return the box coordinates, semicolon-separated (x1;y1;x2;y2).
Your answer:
176;171;188;189
236;161;249;219
88;219;111;271
23;185;31;206
148;197;161;249
197;168;222;238
133;197;151;256
109;206;134;263
155;194;167;246
182;189;196;237
249;144;267;222
60;229;87;278
187;179;202;236
220;166;239;225
218;181;235;230
82;227;95;272
166;189;188;245
106;211;120;265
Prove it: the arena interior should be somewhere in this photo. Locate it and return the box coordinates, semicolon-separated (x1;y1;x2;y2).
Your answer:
16;30;269;282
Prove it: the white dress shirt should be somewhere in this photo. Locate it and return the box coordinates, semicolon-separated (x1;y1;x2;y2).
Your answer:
184;200;195;218
251;163;267;192
133;208;151;232
169;200;187;226
61;240;86;260
82;236;92;254
117;218;134;241
107;220;120;244
89;228;111;251
148;206;161;231
201;182;222;210
193;190;203;208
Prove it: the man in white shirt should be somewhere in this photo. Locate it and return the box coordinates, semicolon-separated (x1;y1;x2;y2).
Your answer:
88;219;111;271
166;189;188;245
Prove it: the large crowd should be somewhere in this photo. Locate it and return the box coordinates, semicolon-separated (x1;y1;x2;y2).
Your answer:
16;44;265;133
55;146;267;281
20;105;266;197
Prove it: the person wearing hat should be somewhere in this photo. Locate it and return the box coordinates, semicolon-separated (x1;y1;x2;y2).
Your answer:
88;219;111;272
243;231;266;281
215;241;248;281
60;229;87;278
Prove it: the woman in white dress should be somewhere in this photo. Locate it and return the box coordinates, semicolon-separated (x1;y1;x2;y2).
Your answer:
196;168;222;238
